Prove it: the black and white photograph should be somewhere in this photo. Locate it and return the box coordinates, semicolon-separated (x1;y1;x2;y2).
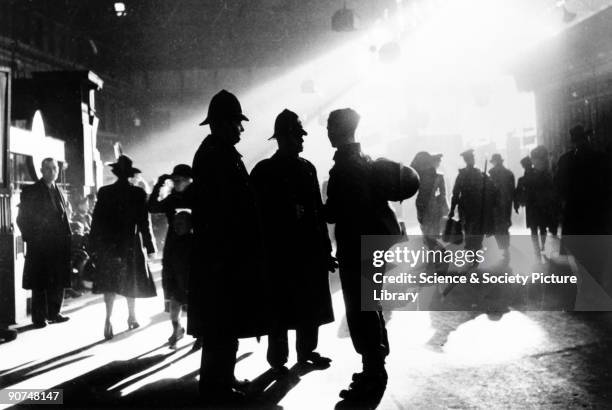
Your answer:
1;0;612;408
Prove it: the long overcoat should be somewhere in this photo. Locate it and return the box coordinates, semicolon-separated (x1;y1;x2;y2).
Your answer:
17;179;71;290
188;134;268;339
250;152;334;330
89;179;157;298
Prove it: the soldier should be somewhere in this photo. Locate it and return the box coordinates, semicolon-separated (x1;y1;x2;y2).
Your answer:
250;109;336;375
189;90;267;404
488;153;515;261
324;108;399;403
450;149;489;253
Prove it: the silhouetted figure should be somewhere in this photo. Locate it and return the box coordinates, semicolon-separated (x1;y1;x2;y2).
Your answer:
432;153;449;234
189;90;267;404
17;158;72;328
324;108;398;403
514;156;533;214
251;109;336;375
89;155;157;340
488;153;515;261
450;149;492;253
411;152;448;242
556;124;610;235
148;164;194;349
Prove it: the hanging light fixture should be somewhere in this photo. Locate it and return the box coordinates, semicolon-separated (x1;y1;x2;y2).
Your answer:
332;2;358;32
114;2;127;17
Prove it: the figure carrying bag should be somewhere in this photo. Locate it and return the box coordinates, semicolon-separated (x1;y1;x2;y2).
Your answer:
443;213;463;245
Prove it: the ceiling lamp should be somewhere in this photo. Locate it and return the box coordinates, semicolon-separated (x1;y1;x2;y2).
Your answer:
332;3;358;32
114;2;127;17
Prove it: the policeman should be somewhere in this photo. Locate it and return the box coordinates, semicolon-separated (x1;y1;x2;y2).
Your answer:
189;90;266;404
251;109;336;375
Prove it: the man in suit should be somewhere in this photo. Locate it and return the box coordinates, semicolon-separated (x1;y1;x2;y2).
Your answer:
17;158;71;328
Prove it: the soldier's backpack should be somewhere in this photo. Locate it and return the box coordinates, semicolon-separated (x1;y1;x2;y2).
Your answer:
370;157;420;202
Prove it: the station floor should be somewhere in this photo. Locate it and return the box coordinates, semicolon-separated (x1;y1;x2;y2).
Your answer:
1;236;612;409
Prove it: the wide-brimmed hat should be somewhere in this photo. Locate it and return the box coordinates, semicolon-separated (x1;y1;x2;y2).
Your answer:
108;155;141;177
171;164;193;179
199;90;249;126
490;153;503;164
268;109;307;140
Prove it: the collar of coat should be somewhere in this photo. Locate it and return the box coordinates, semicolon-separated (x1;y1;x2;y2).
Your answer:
333;142;361;161
203;134;242;158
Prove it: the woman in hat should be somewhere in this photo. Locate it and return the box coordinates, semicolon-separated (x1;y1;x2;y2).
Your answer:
148;164;194;348
90;155;157;340
410;152;447;243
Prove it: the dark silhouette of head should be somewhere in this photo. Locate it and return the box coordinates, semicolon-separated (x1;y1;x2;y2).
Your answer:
520;156;532;170
327;108;360;148
170;164;193;193
269;109;307;157
460;149;475;167
201;90;248;145
410;151;433;175
110;155;140;180
490;153;504;167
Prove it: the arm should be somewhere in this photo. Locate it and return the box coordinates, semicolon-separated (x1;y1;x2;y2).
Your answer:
312;167;334;263
16;188;34;242
147;175;172;213
137;189;157;255
450;172;461;215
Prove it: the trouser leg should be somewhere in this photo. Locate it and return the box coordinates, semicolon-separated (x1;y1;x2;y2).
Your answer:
46;286;64;318
31;289;48;324
200;336;239;394
296;325;319;361
267;328;289;368
340;264;389;373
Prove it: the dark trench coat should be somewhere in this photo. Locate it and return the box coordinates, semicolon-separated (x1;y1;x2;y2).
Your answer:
17;179;71;290
89;180;157;298
188;134;268;339
250;152;334;331
148;183;193;304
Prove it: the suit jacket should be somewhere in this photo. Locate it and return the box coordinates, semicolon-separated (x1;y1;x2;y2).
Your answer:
17;179;71;289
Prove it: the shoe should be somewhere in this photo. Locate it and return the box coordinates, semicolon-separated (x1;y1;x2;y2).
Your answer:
232;377;250;393
127;318;140;330
297;352;332;368
339;371;387;402
104;321;114;340
48;314;70;324
191;337;203;352
168;326;185;348
33;321;47;329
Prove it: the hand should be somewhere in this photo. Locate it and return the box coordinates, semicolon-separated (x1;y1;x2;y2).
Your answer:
327;256;339;273
157;174;171;184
